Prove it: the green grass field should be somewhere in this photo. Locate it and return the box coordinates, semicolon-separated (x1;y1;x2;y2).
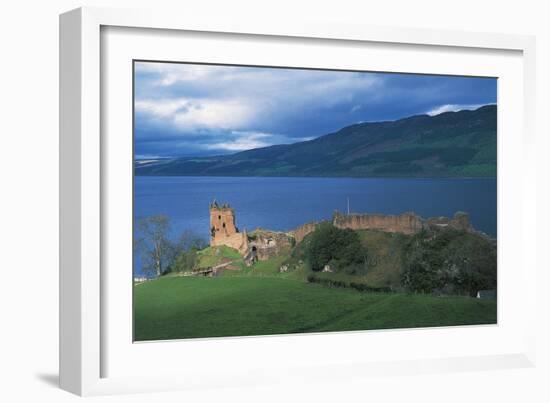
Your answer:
134;276;496;341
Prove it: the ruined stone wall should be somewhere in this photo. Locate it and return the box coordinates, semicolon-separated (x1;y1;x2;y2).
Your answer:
290;211;474;244
211;232;249;254
333;211;424;235
291;222;320;243
207;202;476;256
425;211;473;232
249;230;293;261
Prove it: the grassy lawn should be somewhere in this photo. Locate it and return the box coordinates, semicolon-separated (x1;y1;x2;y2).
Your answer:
134;276;496;341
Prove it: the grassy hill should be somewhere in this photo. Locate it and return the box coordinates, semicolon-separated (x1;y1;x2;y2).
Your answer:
135;105;496;178
134;276;496;341
136;227;496;341
302;230;408;288
284;228;409;288
195;245;242;269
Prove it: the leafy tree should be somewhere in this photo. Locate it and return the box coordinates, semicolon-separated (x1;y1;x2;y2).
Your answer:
443;234;497;296
170;231;208;273
401;229;497;296
306;222;367;272
401;229;459;293
170;250;198;273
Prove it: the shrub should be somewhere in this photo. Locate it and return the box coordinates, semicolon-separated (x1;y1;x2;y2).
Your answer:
443;234;497;296
306;275;391;293
170;249;199;272
400;229;496;295
306;222;367;272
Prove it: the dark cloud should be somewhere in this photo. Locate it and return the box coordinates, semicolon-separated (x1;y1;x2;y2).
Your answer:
134;62;497;158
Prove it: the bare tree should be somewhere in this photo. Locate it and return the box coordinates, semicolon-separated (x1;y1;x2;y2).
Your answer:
175;229;208;252
136;215;174;277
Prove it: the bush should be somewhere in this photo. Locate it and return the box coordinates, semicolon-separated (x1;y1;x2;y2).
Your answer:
443;234;497;296
400;229;496;295
306;222;367;272
170;249;199;273
167;231;208;273
306;275;391;293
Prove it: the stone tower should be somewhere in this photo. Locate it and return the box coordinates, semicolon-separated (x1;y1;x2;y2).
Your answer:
210;201;238;239
209;201;248;253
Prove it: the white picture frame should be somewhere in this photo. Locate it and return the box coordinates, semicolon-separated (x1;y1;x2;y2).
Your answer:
60;6;537;396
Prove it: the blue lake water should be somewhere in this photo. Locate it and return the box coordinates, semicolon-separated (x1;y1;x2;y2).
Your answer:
134;176;497;275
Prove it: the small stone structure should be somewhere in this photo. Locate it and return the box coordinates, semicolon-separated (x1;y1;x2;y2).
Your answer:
244;229;293;265
424;211;473;232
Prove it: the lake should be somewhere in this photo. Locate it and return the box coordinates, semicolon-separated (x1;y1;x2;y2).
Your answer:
134;176;497;274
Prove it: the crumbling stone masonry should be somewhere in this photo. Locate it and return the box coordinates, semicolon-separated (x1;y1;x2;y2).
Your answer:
209;201;249;254
333;211;424;234
209;201;477;257
292;222;320;243
291;211;475;244
209;201;294;263
245;229;293;264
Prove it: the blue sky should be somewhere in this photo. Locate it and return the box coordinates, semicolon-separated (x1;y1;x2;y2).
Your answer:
134;62;497;158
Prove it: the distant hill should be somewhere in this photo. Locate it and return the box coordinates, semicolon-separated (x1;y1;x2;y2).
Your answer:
135;105;497;178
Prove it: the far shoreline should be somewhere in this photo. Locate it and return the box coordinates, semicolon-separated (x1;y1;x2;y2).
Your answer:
134;174;497;180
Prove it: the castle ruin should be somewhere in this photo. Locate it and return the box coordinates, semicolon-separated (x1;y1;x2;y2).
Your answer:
209;201;478;259
291;210;475;243
209;201;249;254
209;201;293;264
333;211;424;234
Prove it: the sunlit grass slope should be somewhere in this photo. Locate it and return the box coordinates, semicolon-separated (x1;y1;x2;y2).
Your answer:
134;276;496;341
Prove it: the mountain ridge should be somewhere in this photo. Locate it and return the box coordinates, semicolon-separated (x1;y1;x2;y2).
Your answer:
135;105;497;178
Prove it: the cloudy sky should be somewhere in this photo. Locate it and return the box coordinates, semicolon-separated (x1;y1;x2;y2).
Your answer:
134;61;497;158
